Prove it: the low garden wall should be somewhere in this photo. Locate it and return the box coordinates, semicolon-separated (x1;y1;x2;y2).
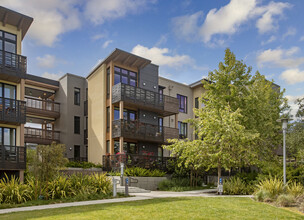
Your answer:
60;167;105;176
112;176;168;191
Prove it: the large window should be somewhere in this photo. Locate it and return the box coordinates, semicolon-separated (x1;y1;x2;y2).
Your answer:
177;94;187;113
195;97;199;109
0;31;17;54
114;66;137;87
0;83;16;99
0;127;16;146
74;145;80;159
107;107;110;132
114;107;137;121
178;121;187;139
74;88;80;105
74;116;80;134
106;68;110;98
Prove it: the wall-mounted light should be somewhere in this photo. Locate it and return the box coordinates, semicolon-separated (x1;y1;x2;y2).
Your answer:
153;86;156;89
143;114;146;117
69;147;72;151
143;82;146;86
43;93;47;96
142;145;145;149
153;116;156;119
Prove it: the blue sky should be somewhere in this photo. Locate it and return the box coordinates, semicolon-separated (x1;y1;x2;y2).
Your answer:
1;0;303;115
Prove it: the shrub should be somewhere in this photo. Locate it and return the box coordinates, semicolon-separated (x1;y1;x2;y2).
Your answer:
286;182;304;198
223;177;253;195
47;175;75;199
255;176;285;201
158;178;190;191
88;173;112;194
124;167;166;177
65;161;102;169
254;189;271;202
276;194;296;207
26;176;46;200
0;174;32;204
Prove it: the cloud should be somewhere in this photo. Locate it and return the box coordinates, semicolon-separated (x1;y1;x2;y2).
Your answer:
261;35;276;45
84;0;156;25
131;45;193;67
155;34;168;47
92;34;106;41
282;27;297;39
281;69;304;85
300;36;304;41
285;94;304;117
41;72;62;80
257;47;304;68
36;54;56;68
172;0;292;44
102;40;113;49
1;0;82;46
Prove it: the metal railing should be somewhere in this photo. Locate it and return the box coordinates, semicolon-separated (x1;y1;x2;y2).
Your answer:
103;154;174;171
112;83;179;115
0;50;27;73
68;157;88;162
0;145;26;170
25;97;60;113
24;127;60;142
0;97;26;124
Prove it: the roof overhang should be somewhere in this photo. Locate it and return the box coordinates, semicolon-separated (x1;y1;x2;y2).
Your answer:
189;78;211;88
87;48;151;79
0;6;33;40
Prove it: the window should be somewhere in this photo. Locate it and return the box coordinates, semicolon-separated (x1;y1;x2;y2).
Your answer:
158;117;163;133
74;88;80;105
106;68;110;98
114;66;137;87
106;107;110;132
114;107;137;121
178;121;187;139
0;83;16;99
0;31;17;54
74;116;80;134
123;142;138;154
106;141;110;154
177;94;187;113
0;127;16;145
195;97;199;109
74;145;80;159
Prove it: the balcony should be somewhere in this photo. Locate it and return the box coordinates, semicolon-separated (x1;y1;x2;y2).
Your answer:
24;127;60;145
0;145;26;170
112;119;179;143
0;97;26;124
0;50;27;82
25;97;60;119
103;154;174;171
112;83;179;116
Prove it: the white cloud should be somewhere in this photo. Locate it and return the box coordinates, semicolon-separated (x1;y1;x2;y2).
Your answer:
282;27;297;39
41;72;62;80
281;69;304;85
172;0;292;44
131;45;193;67
261;35;276;45
92;34;106;41
155;34;168;47
84;0;155;25
102;40;113;49
300;36;304;41
257;47;304;68
285;94;304;118
36;54;56;68
1;0;82;46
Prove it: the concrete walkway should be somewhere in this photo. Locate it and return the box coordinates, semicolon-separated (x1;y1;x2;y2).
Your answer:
0;189;252;215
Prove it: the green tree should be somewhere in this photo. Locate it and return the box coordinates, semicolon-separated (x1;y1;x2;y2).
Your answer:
166;48;288;186
286;121;304;161
27;142;68;183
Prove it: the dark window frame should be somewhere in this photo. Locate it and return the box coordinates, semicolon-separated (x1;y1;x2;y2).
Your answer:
0;126;16;145
74;145;80;159
74;87;80;105
178;121;187;139
114;66;137;87
106;107;110;132
177;94;187;113
74;116;81;134
106;67;110;98
195;97;199;109
0;30;17;54
0;82;16;99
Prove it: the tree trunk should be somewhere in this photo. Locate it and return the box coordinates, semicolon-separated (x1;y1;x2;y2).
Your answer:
217;164;222;191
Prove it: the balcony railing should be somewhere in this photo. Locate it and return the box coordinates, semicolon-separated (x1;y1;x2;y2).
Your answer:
0;50;27;81
112;83;179;116
112;119;179;143
24;127;60;145
25;97;60;118
103;154;174;171
0;145;26;170
0;97;26;124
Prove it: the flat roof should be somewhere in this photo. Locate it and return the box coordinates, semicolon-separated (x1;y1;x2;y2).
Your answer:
26;74;59;87
87;48;151;79
0;6;33;40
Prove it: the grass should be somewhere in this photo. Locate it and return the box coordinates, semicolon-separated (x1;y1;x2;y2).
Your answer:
0;193;127;210
0;197;303;220
163;185;214;192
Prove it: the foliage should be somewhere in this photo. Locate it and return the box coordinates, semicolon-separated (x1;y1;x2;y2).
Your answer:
254;176;285;201
0;174;32;204
47;175;75;199
158;178;207;191
223;177;254;195
286;121;304;161
65;161;102;169
27;142;68;182
124;167;166;177
296;97;304;118
276;194;296;207
287;182;304;198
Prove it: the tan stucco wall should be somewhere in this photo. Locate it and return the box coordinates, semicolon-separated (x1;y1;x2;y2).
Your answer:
0;22;22;54
87;64;107;164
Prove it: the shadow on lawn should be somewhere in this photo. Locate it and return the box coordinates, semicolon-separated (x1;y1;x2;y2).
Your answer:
2;197;192;220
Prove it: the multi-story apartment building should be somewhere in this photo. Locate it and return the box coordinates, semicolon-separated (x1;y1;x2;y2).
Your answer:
0;7;33;180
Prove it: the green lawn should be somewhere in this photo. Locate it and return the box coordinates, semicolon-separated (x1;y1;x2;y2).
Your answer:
0;197;303;220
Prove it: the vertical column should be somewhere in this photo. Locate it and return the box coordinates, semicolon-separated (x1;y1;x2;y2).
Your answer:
119;101;124;153
175;114;178;129
109;61;114;154
20;79;25;146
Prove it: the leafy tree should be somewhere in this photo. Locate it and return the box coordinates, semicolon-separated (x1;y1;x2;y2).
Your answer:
296;97;304;119
27;142;68;183
166;48;288;186
286;121;304;161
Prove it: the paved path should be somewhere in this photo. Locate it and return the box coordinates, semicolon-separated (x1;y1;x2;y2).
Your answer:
0;189;252;215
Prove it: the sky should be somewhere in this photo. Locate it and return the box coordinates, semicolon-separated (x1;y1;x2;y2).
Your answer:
1;0;303;116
